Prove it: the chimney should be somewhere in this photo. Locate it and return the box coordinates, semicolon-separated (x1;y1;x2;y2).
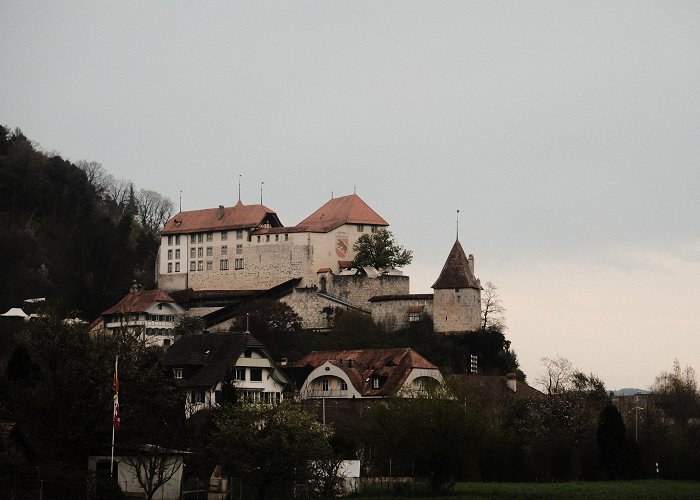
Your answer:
468;254;475;275
506;372;517;393
218;205;225;220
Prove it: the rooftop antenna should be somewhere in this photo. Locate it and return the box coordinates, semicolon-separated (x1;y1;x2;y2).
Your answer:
238;175;241;202
179;190;182;212
260;181;264;205
245;312;250;334
456;209;460;241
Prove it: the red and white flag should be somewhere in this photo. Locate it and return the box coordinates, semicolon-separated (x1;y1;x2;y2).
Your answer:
113;357;121;431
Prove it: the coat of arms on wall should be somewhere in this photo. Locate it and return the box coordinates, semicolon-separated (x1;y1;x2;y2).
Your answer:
335;233;349;258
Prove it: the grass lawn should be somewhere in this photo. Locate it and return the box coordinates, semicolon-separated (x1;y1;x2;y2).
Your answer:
354;480;700;499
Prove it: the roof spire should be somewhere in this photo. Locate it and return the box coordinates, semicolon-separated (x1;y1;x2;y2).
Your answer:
179;190;182;213
353;185;356;195
456;209;460;241
238;174;241;202
260;181;264;205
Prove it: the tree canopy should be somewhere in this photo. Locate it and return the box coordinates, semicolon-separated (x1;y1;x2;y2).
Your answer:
0;125;172;319
352;229;412;270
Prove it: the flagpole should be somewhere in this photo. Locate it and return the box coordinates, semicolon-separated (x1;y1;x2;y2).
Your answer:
110;424;115;478
111;355;119;478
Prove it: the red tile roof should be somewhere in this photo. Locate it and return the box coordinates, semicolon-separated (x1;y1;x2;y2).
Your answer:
102;289;177;315
432;240;480;290
294;194;389;233
292;348;438;397
161;201;282;235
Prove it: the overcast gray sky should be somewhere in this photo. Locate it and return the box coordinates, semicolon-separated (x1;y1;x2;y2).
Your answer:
3;1;699;390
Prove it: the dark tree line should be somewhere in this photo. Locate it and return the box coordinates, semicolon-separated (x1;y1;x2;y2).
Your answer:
0;126;173;320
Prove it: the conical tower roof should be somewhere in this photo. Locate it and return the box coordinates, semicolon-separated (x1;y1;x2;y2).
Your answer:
431;240;480;290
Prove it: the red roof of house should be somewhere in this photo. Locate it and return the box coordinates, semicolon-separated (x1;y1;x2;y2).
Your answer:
294;194;389;233
161;201;282;235
432;240;480;290
102;289;177;315
292;348;438;396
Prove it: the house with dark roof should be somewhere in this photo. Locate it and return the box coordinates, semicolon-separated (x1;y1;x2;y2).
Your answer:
93;284;184;347
162;331;289;417
290;348;444;399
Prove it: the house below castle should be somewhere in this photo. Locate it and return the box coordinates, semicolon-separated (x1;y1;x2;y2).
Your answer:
154;193;482;333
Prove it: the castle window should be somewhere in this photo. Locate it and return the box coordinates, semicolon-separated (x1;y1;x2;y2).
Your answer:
322;379;329;392
198;248;204;258
257;236;261;243
250;368;263;382
206;232;213;242
167;235;173;245
341;381;348;390
234;368;246;380
357;224;364;232
235;258;245;270
236;230;243;240
371;225;377;232
206;261;213;271
266;235;270;242
175;235;181;245
175;262;180;272
275;234;279;241
221;231;228;241
197;233;203;243
175;249;180;259
409;312;420;322
167;250;173;260
190;248;196;258
285;234;289;241
221;245;228;255
236;244;243;255
173;368;183;379
373;378;380;389
167;263;172;273
191;234;196;244
220;259;229;270
197;261;203;271
190;261;196;271
206;247;213;256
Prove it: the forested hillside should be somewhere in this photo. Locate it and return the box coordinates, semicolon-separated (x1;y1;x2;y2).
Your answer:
0;126;173;319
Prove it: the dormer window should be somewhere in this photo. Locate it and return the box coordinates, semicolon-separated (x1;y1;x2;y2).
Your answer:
173;368;183;379
373;378;380;389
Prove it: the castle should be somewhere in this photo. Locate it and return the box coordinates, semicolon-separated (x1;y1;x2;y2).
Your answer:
156;194;481;333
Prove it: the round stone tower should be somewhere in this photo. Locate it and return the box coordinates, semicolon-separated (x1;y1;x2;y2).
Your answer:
431;240;481;333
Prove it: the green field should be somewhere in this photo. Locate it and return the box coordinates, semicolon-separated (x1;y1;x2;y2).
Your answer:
354;480;700;499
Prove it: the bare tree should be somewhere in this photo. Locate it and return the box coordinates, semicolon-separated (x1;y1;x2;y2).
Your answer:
136;189;175;231
537;355;574;395
106;177;133;208
75;160;112;199
481;281;506;330
122;445;184;500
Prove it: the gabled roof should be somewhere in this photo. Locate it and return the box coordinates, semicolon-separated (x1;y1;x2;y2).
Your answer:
292;348;438;397
294;194;389;233
432;240;480;290
102;289;177;315
163;331;268;388
161;201;282;235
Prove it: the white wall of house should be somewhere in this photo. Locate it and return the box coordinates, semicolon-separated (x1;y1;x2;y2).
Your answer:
105;302;183;347
299;362;361;399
